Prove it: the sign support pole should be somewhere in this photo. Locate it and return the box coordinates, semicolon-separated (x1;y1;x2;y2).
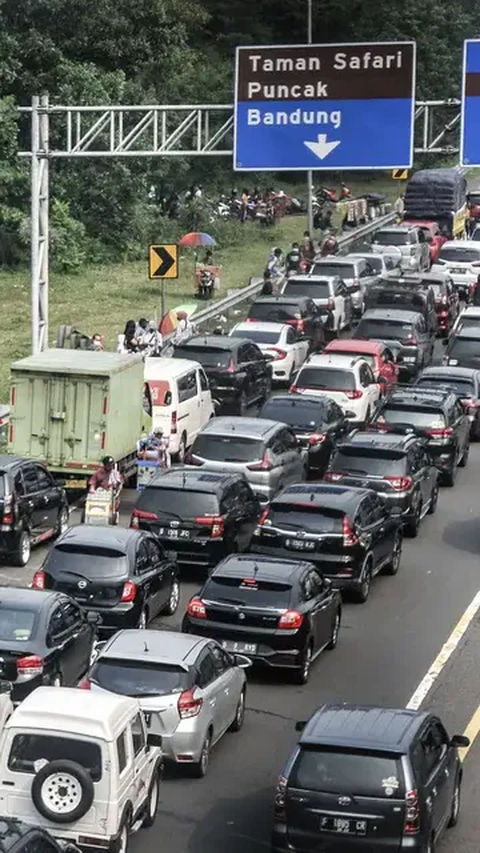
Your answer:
306;0;314;236
30;94;49;354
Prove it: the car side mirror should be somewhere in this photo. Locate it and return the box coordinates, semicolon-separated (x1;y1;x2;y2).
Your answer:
451;734;470;748
295;720;307;732
147;732;163;748
345;411;357;419
86;611;103;626
234;654;252;669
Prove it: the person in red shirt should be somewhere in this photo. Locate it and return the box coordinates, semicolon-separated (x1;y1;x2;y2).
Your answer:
89;456;123;492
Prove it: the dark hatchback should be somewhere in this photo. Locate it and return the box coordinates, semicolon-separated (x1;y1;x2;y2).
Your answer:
0;818;80;853
0;587;97;702
0;456;69;567
33;525;180;633
130;469;262;569
370;386;470;486
251;483;403;603
324;429;439;537
246;296;326;351
258;394;352;477
172;335;272;415
443;327;480;369
182;554;342;684
353;309;435;380
272;704;468;853
415;365;480;439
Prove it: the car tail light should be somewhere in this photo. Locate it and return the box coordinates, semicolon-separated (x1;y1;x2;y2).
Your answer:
258;508;270;525
425;427;453;437
171;410;178;434
274;775;287;822
384;476;413;491
248;449;274;471
289;385;306;393
245;317;253;323
404;337;417;346
226;358;236;373
17;655;44;680
308;433;326;445
327;298;335;310
472;261;480;268
130;509;158;529
187;597;207;619
323;471;344;481
195;516;225;538
278;610;304;629
268;348;287;361
79;677;91;690
404;789;420;835
121;581;137;602
32;570;46;589
461;397;480;409
343;516;359;546
178;688;203;719
2;494;13;526
345;389;363;399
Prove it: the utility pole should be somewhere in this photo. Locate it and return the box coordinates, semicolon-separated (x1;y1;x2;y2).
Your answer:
307;0;314;236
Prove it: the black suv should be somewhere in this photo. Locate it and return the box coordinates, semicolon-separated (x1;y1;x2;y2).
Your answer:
365;276;438;332
0;456;69;567
0;819;80;853
325;429;439;537
443;326;480;369
182;554;342;684
172;335;272;415
259;394;352;477
246;296;326;351
353;308;435;381
370;386;470;486
251;483;403;603
415;365;480;439
272;704;469;853
130;469;262;569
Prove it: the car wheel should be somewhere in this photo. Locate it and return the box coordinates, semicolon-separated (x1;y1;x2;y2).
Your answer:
229;688;246;732
353;559;372;603
137;605;149;629
448;774;462;828
383;532;403;576
31;759;94;823
142;770;161;828
176;433;187;464
163;579;180;616
191;730;212;778
54;507;69;539
238;390;248;416
113;821;129;853
427;483;439;515
459;439;470;467
12;530;31;567
326;609;341;649
442;463;457;487
405;498;422;538
292;642;312;684
425;835;435;853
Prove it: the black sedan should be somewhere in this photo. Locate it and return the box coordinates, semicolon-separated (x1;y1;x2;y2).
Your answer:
0;587;98;702
182;553;342;684
259;394;352;477
33;525;180;634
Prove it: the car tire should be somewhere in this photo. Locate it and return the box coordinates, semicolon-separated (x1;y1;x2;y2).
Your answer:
142;770;161;829
137;605;149;629
442;464;457;488
229;688;246;732
111;818;130;853
448;774;462;828
352;558;372;603
12;530;31;567
292;642;313;684
425;835;435;853
31;759;94;823
54;507;69;539
326;609;341;649
405;498;422;538
191;730;212;778
427;483;439;515
163;579;180;616
459;440;470;467
383;532;403;576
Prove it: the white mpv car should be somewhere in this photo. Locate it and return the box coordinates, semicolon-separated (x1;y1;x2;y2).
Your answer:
291;354;381;423
0;686;163;853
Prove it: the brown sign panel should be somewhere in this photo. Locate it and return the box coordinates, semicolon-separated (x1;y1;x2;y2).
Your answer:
236;43;415;102
465;73;480;98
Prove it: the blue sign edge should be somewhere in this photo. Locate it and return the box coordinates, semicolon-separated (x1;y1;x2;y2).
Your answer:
233;40;417;172
460;39;480;167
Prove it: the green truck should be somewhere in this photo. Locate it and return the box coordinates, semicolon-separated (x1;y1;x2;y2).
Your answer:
8;350;149;490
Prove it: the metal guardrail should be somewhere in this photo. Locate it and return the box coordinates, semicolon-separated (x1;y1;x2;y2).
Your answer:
178;211;397;334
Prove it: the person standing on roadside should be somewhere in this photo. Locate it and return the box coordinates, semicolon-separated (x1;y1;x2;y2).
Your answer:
261;269;274;295
174;310;193;345
394;193;405;222
300;230;315;264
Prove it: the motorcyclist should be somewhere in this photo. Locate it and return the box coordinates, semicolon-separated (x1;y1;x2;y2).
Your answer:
300;231;315;263
285;243;301;275
89;456;124;492
137;427;171;468
267;247;283;276
320;228;339;256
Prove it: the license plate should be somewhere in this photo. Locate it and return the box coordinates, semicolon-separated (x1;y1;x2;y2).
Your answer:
65;479;88;489
221;641;257;654
285;538;315;551
158;528;190;539
319;816;368;836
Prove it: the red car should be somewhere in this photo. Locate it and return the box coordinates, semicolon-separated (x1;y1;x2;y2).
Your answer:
323;339;399;395
403;220;447;264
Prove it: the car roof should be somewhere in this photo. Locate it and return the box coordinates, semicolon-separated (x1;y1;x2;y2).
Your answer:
375;225;412;233
286;274;339;283
199;417;280;438
231;321;287;334
386;388;451;406
173;336;237;351
262;393;329;408
418;366;479;381
146;469;243;492
457;306;480;316
440;240;480;249
98;629;208;669
455;327;480;339
54;524;142;553
0;455;31;472
399;271;449;283
339;430;412;451
252;296;309;305
212;553;310;582
273;483;371;509
324;339;383;355
360;308;420;322
299;704;429;753
0;587;60;610
303;353;368;369
7;686;139;742
144;356;203;377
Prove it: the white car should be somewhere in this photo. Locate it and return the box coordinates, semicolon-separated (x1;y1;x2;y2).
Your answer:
281;274;353;334
291;353;381;422
346;251;402;278
433;240;480;299
229;321;309;383
452;305;480;335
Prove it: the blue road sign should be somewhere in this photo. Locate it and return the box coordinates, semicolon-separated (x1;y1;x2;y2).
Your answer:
234;42;416;171
461;40;480;167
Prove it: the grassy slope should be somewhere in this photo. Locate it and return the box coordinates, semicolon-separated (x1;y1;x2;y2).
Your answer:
0;175;398;402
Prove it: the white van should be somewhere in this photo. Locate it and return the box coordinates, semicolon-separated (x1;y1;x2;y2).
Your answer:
143;357;215;461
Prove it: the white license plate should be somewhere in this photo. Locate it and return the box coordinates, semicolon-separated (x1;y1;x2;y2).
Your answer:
158;528;190;539
451;268;465;275
221;641;257;654
285;538;315;551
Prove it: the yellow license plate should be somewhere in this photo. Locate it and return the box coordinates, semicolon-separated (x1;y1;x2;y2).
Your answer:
65;479;88;489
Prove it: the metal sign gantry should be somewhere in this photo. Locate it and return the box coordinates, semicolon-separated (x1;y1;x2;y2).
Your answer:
18;96;461;353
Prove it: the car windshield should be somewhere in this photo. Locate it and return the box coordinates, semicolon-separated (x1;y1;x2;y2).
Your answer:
173;347;231;368
192;434;264;463
377;407;446;429
283;280;331;298
8;734;102;781
248;303;300;322
230;329;280;344
416;377;475;396
311;263;355;278
296;367;355;391
368;290;425;310
290;748;405;798
354;319;414;342
429;283;445;297
44;545;129;579
439;247;480;263
269;502;344;533
331;449;407;476
203;575;292;607
448;338;480;360
456;317;480;329
373;231;408;246
91;659;191;697
135;488;219;518
260;398;328;429
0;608;36;642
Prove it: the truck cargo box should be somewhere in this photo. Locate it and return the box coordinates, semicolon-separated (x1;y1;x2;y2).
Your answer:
8;350;147;486
404;168;467;219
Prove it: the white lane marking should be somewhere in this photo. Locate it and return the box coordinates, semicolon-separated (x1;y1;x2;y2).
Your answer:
406;590;480;710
